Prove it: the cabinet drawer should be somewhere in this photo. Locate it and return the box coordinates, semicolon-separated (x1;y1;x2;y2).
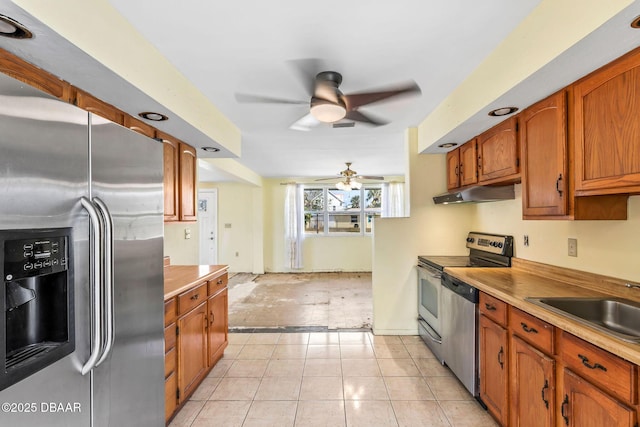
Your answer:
560;331;637;405
165;347;176;379
509;307;554;354
208;272;228;296
177;282;207;315
480;293;508;327
164;298;177;326
165;371;177;423
164;323;176;353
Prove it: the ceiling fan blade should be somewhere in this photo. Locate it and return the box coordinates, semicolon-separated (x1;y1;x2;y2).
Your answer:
235;93;307;105
289;113;321;132
345;81;421;109
357;175;385;181
314;176;341;181
287;58;325;97
344;110;388;126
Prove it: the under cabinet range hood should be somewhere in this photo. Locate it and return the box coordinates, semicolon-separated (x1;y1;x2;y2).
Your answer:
433;184;515;204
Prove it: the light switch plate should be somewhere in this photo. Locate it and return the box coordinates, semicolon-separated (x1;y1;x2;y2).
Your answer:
568;238;577;257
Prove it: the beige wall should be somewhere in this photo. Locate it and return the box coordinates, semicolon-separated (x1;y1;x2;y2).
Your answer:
204;182;264;274
263;179;374;273
372;129;474;335
473;189;640;282
163;222;199;265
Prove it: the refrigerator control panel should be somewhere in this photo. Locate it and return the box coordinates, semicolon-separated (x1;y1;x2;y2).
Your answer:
3;233;68;280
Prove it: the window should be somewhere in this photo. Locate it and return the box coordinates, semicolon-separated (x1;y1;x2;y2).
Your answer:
303;186;382;235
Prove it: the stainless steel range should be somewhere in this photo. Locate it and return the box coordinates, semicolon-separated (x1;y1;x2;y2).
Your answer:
417;232;513;396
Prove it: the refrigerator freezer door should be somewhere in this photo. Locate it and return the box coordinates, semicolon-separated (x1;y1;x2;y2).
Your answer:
90;116;165;426
0;75;91;425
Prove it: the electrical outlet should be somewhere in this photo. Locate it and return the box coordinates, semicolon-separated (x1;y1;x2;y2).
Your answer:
524;235;529;247
568;238;577;257
235;251;239;257
184;228;191;240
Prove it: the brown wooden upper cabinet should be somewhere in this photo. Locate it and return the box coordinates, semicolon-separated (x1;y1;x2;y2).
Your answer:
73;88;124;124
445;139;477;191
477;117;519;184
521;90;568;217
123;115;156;139
160;132;197;222
0;49;72;102
573;47;640;196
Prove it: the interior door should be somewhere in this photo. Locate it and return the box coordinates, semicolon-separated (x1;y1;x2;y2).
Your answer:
199;189;218;265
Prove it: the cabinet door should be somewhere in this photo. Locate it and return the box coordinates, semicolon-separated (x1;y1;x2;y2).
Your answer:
479;314;509;426
208;289;228;367
521;91;568;217
164;372;177;423
477;117;519;183
124;115;156;139
561;369;636;427
73;88;124;124
161;134;180;222
177;302;208;402
179;142;198;221
573;49;640;195
509;336;554;427
459;139;478;187
446;148;460;190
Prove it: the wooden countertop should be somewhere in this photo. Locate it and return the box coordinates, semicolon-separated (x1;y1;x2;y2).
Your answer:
444;259;640;365
164;264;228;300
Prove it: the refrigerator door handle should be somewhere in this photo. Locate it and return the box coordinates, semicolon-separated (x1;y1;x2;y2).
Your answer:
80;197;105;375
93;197;115;367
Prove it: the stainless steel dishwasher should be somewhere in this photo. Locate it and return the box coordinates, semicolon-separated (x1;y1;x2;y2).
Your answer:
441;272;479;396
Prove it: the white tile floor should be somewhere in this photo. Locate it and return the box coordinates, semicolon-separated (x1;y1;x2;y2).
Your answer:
169;332;498;427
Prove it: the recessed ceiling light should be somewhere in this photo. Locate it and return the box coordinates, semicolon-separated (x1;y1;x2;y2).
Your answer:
0;15;33;39
438;142;458;149
138;111;168;121
201;146;220;153
488;107;518;117
631;15;640;28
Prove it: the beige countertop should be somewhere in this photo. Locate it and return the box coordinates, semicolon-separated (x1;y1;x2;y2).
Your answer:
164;264;228;300
444;260;640;365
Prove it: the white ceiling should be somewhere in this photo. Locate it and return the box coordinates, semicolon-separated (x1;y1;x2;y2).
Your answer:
108;0;540;179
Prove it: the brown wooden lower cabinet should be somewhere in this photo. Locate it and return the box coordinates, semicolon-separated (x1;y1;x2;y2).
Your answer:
509;336;555;427
479;313;509;425
164;272;229;424
177;301;209;401
561;369;637;427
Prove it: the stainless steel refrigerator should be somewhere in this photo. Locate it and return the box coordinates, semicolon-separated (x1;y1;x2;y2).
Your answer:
0;71;165;426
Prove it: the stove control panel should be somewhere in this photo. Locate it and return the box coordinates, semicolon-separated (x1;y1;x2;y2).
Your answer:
466;232;513;256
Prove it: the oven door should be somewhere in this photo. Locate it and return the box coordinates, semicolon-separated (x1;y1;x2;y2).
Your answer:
417;263;442;334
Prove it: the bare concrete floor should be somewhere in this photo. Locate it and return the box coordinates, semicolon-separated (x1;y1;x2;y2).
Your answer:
228;272;373;330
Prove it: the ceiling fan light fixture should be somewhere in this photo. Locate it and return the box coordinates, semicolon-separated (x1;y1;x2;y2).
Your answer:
336;181;347;191
351;180;362;190
310;98;346;123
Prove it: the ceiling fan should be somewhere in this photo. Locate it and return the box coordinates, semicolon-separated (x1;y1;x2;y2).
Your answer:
315;162;384;190
235;59;421;131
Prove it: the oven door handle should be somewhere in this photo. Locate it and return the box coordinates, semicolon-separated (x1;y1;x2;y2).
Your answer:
418;318;442;344
417;264;442;279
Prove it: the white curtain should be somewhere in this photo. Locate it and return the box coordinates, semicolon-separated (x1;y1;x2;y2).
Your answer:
284;184;304;269
381;182;405;217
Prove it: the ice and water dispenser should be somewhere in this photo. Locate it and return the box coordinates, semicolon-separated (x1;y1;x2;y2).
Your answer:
0;228;74;390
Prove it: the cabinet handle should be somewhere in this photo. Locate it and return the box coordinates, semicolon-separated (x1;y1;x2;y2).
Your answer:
217;279;223;284
561;394;569;425
190;294;199;301
541;379;549;409
578;354;607;371
477;156;482;169
210;311;214;325
497;346;504;369
556;174;563;196
454;165;459;176
459;163;463;176
521;322;538;334
484;303;496;311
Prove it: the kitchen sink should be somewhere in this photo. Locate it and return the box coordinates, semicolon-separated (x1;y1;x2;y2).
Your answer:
525;297;640;343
